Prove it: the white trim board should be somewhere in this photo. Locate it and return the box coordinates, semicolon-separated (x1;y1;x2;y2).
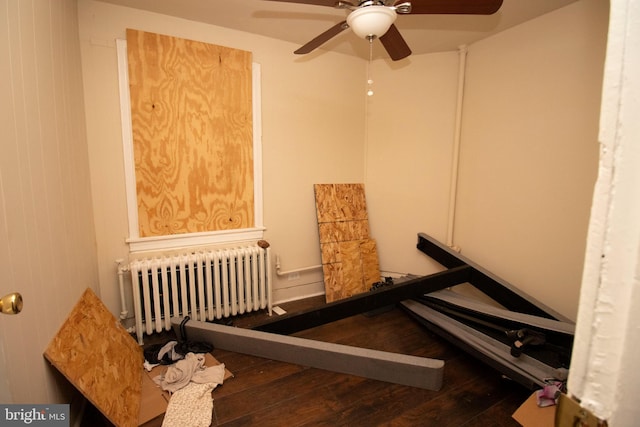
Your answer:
567;0;640;424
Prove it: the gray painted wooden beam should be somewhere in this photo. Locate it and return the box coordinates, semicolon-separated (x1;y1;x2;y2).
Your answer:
400;299;569;389
172;317;445;391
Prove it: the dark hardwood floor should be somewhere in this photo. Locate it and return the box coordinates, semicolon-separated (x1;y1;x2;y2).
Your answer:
84;296;531;426
209;297;530;426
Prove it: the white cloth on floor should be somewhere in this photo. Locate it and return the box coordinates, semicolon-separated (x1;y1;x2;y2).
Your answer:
157;353;227;427
161;382;217;427
154;352;227;393
157;340;180;362
191;362;226;386
157;352;204;392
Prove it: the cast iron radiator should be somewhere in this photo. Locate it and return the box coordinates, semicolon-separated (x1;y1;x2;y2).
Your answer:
129;243;272;344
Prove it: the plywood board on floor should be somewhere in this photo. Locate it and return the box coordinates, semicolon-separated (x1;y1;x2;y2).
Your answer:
44;288;143;427
320;239;381;301
44;288;233;426
314;184;381;302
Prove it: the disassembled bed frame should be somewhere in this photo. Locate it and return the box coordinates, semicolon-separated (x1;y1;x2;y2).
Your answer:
174;232;574;391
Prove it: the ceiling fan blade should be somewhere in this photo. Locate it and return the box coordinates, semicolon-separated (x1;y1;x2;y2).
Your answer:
379;24;412;61
263;0;338;7
294;21;349;54
406;0;503;15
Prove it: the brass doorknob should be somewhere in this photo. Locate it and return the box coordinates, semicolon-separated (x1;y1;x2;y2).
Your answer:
0;292;23;315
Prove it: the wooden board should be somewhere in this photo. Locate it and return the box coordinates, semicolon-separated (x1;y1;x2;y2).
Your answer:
360;238;382;289
320;239;381;301
314;184;381;302
126;29;254;237
44;288;143;427
174;317;444;391
314;183;368;223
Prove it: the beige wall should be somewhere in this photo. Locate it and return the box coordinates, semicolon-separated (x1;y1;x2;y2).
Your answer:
453;0;607;319
79;0;607;324
0;0;98;404
77;0;366;316
366;0;607;320
365;51;460;275
443;0;606;319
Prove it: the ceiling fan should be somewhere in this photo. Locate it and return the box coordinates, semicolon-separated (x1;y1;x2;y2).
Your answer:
265;0;504;61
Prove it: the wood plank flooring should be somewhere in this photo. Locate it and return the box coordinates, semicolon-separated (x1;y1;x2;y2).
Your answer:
210;299;530;426
83;297;532;426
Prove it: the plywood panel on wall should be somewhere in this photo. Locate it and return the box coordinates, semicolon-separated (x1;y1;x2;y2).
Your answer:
315;184;381;302
126;29;254;237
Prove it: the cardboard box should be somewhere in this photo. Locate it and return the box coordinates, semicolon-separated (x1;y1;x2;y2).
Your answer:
44;288;232;427
512;392;556;427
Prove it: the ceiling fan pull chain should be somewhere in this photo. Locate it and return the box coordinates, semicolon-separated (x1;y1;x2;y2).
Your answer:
367;35;374;96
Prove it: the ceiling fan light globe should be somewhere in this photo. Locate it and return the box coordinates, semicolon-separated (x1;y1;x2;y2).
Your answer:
347;6;397;39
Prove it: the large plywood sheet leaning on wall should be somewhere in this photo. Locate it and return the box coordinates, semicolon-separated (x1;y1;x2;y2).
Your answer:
44;288;143;427
314;184;381;302
126;29;254;237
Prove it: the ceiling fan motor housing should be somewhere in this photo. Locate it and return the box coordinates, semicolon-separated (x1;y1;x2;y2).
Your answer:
347;5;397;39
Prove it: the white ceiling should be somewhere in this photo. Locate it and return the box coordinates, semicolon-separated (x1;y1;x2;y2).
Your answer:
95;0;578;60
